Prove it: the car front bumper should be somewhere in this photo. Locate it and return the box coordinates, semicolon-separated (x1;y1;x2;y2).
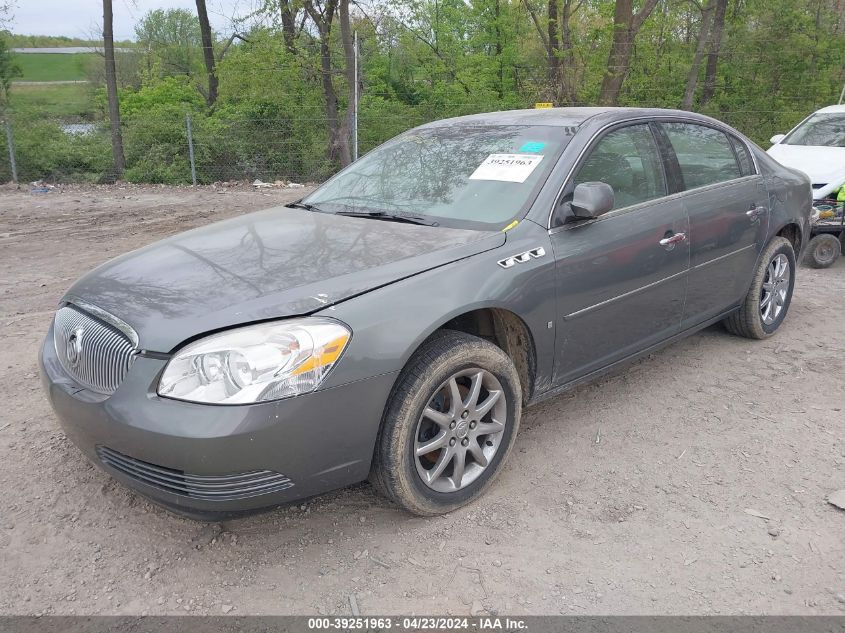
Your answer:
39;322;397;517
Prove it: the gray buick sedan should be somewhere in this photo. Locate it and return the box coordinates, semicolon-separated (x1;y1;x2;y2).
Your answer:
40;107;812;517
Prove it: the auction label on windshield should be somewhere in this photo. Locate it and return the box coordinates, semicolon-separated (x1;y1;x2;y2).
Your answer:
469;153;544;183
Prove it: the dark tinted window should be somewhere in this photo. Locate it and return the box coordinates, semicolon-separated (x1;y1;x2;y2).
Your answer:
662;122;742;189
730;136;755;176
573;124;667;210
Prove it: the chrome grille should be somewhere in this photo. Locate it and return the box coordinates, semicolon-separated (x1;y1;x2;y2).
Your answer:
96;446;295;501
53;305;137;395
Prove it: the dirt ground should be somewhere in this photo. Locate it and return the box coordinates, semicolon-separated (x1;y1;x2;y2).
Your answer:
0;183;843;617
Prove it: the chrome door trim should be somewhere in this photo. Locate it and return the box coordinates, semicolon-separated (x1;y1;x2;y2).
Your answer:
691;243;757;271
562;269;688;321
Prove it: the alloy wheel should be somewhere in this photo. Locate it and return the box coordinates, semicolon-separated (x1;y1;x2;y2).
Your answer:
760;253;790;325
413;368;507;493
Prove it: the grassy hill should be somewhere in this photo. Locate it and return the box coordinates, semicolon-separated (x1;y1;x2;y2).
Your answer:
7;34;133;48
14;53;97;82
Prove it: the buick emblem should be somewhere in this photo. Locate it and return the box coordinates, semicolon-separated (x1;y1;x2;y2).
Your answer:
66;328;84;368
456;419;469;439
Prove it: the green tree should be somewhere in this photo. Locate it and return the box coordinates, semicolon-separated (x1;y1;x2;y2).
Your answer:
0;30;22;111
135;9;204;80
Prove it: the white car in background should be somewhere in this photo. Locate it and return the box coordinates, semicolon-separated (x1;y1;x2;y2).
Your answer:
767;104;845;201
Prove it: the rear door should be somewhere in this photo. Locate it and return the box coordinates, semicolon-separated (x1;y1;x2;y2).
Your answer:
658;122;769;327
549;123;690;386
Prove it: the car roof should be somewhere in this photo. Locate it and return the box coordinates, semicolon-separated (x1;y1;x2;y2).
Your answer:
419;106;720;129
814;104;845;114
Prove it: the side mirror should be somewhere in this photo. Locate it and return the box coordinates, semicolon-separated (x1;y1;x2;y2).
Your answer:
770;134;786;145
570;182;614;219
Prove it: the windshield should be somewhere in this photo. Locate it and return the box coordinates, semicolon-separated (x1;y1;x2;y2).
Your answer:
783;112;845;147
303;124;575;230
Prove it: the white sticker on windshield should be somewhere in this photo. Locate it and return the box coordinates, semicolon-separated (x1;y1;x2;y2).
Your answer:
469;153;544;183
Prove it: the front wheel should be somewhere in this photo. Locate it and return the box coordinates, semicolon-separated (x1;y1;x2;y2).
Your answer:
724;236;795;339
370;330;522;515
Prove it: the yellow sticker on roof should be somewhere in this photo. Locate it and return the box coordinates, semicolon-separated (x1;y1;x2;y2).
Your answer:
469;154;544;183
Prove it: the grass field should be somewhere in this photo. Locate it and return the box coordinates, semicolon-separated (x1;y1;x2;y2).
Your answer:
11;83;96;119
14;53;97;82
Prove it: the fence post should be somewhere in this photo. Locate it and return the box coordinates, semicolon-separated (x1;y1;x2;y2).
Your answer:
4;119;18;184
186;113;197;186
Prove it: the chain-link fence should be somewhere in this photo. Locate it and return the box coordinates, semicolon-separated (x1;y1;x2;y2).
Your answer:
0;104;467;186
0;112;337;186
0;104;827;186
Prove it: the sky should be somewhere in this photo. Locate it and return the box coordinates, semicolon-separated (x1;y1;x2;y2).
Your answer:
10;0;253;41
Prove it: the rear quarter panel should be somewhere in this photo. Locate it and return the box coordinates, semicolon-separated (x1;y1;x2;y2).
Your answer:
754;147;813;255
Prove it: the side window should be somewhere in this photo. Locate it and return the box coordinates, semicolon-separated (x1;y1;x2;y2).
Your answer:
573;125;667;210
729;135;755;176
661;122;743;189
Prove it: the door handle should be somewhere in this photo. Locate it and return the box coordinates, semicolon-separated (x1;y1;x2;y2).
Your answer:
659;232;687;250
747;205;767;219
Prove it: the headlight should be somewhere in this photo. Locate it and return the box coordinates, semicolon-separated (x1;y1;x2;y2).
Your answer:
157;318;351;404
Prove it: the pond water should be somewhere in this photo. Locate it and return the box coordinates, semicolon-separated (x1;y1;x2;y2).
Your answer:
61;123;97;135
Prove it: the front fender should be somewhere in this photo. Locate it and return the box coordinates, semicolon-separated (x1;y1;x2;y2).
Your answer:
317;223;557;397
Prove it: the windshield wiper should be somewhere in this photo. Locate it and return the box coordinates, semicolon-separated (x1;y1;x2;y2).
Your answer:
287;201;438;226
334;210;439;226
285;201;325;212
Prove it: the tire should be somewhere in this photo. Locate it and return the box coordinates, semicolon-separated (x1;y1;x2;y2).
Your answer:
370;330;522;516
804;234;841;269
724;236;795;340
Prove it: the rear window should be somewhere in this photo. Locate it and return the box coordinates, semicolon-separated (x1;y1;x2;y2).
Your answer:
729;136;755;176
661;122;743;189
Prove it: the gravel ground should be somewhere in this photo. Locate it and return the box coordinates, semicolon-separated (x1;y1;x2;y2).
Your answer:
0;183;843;616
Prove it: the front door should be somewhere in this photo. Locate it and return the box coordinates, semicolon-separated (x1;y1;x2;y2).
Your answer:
549;123;690;387
658;122;770;327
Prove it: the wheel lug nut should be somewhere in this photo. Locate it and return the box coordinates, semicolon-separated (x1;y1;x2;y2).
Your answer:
461;438;469;446
469;421;476;429
449;438;456;446
449;421;456;429
461;411;469;419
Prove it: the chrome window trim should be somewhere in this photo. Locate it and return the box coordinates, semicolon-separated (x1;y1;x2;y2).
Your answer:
666;173;761;197
63;295;140;348
546;114;760;230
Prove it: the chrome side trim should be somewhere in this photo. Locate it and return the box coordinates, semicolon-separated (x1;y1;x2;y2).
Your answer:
64;295;139;348
692;243;757;270
562;269;687;321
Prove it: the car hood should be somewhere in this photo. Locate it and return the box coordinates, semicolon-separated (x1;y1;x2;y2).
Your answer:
766;144;845;198
63;207;506;352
